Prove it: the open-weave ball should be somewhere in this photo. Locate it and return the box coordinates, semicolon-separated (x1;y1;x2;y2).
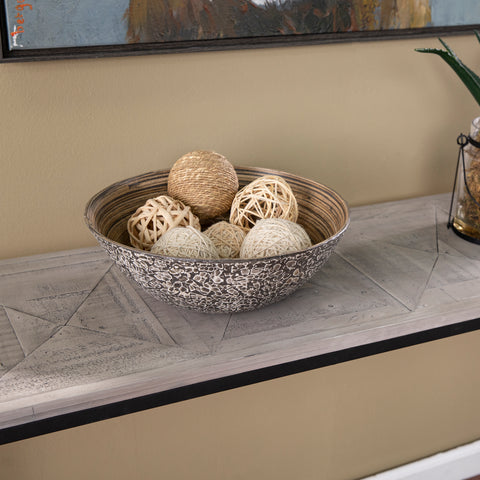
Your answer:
240;218;312;259
127;195;200;251
167;150;239;222
230;175;298;230
204;221;247;258
151;226;219;259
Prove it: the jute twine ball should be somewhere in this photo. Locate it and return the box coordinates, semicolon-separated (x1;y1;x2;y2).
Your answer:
151;226;219;259
240;218;312;259
167;150;239;222
204;221;247;258
127;195;200;251
230;175;298;230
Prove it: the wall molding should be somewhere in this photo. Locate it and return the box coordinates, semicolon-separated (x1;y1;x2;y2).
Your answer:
363;440;480;480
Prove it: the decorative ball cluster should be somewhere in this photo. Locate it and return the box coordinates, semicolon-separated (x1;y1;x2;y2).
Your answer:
127;151;313;259
127;195;200;250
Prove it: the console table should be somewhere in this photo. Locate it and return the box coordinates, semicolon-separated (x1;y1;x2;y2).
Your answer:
1;193;480;445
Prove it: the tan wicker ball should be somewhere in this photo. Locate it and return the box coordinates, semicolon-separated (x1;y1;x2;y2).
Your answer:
127;195;200;251
240;218;312;259
204;221;247;258
167;150;239;222
151;226;219;259
230;175;298;230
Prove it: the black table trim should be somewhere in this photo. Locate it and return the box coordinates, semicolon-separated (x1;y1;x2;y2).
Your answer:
2;317;480;445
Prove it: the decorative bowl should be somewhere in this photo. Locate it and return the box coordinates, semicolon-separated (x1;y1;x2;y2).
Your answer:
84;166;349;313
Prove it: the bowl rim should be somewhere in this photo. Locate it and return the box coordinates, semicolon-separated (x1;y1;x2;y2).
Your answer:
84;166;350;264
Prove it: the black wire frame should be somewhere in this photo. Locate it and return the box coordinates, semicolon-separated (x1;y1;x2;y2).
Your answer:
1;2;480;63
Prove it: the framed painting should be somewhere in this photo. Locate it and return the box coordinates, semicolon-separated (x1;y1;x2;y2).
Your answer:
1;0;480;62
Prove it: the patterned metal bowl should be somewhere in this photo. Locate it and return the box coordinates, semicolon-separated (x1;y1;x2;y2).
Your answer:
84;166;349;313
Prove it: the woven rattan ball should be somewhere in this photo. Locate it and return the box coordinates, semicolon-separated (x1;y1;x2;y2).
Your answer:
240;218;312;259
127;195;200;251
204;221;247;258
167;150;239;222
230;175;298;230
151;226;219;259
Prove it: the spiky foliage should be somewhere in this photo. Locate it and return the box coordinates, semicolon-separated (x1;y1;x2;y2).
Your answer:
417;32;480;237
415;31;480;108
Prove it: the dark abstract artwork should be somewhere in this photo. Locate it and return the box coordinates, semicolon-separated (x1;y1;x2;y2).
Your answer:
2;0;480;58
125;0;432;44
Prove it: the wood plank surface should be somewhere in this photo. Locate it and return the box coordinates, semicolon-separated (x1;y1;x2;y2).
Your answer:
1;194;479;433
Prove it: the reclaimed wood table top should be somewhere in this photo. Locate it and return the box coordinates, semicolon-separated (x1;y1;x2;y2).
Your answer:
1;193;480;443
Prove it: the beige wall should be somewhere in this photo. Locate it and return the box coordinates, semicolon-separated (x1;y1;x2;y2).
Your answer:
2;35;480;479
1;34;479;259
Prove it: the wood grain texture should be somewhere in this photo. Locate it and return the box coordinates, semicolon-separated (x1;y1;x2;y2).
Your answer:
1;194;479;432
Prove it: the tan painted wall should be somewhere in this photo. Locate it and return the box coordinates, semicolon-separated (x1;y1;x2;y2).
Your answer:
2;35;480;479
1;34;479;259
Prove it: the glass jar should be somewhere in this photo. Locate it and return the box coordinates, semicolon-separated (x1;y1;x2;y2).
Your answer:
450;116;480;243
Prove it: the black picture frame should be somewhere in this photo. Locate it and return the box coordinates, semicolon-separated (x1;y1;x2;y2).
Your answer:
1;0;479;64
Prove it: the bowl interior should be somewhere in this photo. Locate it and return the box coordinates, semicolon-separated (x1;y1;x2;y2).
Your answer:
85;166;349;253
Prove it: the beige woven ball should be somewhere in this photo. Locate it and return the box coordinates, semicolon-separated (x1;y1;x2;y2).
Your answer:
167;150;239;222
240;218;312;259
127;195;200;251
230;175;298;230
204;221;247;258
151;226;219;259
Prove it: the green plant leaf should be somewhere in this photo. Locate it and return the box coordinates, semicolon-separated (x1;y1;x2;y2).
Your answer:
438;38;480;90
415;35;480;108
438;38;458;58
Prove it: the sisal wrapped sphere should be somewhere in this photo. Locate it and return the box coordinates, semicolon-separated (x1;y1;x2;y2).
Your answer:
167;150;239;222
127;195;200;251
240;218;312;259
204;221;247;259
151;226;219;259
230;175;298;230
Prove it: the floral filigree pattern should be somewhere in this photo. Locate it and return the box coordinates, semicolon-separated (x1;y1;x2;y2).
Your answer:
95;232;343;313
